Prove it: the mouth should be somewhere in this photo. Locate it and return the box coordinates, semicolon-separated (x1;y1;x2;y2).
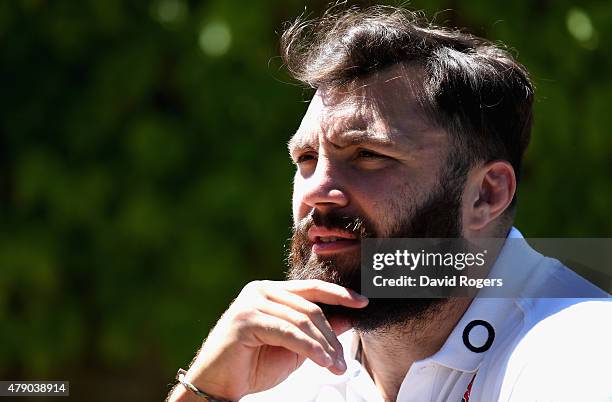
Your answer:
308;227;360;255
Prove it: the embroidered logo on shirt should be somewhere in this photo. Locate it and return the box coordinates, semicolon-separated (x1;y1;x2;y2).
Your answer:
462;320;495;353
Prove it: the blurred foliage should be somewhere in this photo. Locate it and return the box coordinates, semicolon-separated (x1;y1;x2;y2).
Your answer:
0;0;610;401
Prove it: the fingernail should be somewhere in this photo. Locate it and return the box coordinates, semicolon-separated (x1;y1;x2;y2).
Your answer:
356;293;369;302
335;357;347;372
323;353;334;367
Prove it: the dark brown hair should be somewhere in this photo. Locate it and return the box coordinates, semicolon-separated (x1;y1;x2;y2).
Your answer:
281;5;534;208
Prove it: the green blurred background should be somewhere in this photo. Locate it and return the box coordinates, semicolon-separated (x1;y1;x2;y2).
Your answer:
0;0;610;400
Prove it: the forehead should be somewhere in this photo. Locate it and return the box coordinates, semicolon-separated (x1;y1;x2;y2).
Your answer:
289;65;438;150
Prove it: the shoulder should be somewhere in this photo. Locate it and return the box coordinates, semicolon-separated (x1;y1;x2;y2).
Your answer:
497;299;612;401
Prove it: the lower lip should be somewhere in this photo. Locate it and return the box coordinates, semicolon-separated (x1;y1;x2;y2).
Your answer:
312;239;360;254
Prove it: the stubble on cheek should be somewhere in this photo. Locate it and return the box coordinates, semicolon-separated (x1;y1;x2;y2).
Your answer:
372;178;420;237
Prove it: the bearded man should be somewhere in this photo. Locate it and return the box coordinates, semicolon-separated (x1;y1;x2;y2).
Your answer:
167;6;610;402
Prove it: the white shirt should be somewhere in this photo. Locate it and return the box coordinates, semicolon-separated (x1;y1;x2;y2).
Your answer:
242;228;611;401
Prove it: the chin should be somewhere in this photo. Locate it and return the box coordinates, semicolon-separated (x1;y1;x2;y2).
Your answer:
320;297;448;333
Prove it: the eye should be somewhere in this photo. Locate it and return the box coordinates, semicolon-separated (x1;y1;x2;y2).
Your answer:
357;149;386;159
296;152;317;164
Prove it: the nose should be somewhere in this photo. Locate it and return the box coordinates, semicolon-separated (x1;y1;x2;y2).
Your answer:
299;156;349;212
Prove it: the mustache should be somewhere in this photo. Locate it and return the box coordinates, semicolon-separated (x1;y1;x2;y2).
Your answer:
288;210;373;271
294;210;373;240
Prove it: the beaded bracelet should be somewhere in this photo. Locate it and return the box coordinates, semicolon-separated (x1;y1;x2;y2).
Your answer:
175;368;233;402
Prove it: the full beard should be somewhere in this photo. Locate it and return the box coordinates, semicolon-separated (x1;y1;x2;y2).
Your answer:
286;162;466;333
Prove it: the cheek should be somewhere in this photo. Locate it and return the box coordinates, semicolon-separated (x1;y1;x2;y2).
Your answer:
361;175;421;234
291;196;300;225
291;174;306;224
351;175;412;231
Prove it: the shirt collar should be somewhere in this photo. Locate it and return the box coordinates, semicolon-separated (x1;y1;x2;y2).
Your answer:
347;227;544;372
425;226;542;372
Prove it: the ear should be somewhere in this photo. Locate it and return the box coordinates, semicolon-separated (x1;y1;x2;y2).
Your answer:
463;160;516;232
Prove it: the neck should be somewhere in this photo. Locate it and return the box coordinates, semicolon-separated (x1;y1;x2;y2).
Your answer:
358;298;472;402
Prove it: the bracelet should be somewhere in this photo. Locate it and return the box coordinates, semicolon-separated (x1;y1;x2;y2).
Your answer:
175;368;233;402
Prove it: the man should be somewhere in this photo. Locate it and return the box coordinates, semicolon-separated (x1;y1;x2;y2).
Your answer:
168;6;610;402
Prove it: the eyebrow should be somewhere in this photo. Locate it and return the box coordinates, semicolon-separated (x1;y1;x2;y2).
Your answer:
288;130;397;156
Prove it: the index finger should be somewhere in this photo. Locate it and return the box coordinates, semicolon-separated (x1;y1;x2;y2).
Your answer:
281;279;369;308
